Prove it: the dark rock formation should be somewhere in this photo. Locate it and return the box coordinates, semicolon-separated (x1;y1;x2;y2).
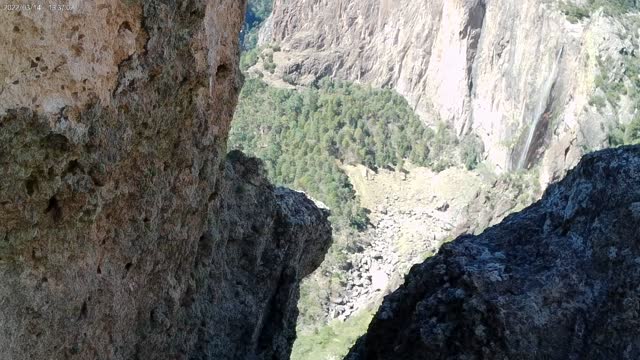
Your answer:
213;151;332;360
347;146;640;359
0;1;331;359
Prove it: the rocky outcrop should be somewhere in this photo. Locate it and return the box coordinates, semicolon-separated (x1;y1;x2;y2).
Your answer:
347;145;640;359
0;1;331;359
211;151;332;359
261;0;639;179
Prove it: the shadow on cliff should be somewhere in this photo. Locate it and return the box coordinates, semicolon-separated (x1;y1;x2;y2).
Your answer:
347;145;640;359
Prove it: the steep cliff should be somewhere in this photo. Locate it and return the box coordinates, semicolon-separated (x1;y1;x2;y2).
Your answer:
260;0;640;181
0;1;331;359
347;145;640;359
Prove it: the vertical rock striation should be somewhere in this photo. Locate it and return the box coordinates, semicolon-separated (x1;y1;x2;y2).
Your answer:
347;146;640;359
261;0;639;179
0;1;331;359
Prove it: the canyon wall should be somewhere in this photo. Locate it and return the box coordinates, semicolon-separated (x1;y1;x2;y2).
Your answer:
347;145;640;359
261;0;639;180
0;1;331;359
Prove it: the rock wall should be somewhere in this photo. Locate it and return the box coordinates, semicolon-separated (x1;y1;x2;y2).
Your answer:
347;145;640;359
261;0;639;179
0;1;331;359
210;151;332;359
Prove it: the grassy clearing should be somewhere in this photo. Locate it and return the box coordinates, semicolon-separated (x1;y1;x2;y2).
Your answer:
291;310;374;360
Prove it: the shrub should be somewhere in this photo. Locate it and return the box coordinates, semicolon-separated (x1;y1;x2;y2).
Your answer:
589;95;607;110
261;52;277;73
560;0;640;23
624;114;640;145
608;124;626;147
282;73;296;85
239;48;259;71
460;134;484;170
560;2;591;23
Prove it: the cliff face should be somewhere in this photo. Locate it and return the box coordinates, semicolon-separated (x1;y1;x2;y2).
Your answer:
347;146;640;359
261;0;639;180
211;151;332;359
0;1;331;359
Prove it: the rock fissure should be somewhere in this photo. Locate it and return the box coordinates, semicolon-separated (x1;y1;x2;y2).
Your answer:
0;2;331;359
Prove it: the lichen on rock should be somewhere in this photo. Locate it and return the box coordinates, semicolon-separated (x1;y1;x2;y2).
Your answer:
0;1;331;359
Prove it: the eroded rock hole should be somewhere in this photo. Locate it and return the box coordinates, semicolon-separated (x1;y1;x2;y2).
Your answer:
216;63;231;83
118;21;132;33
43;133;70;152
64;160;83;176
78;301;87;320
89;166;106;187
45;196;62;222
180;285;195;307
25;177;38;196
121;262;133;279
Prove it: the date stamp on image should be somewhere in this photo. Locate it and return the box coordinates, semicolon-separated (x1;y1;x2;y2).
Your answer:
3;3;76;12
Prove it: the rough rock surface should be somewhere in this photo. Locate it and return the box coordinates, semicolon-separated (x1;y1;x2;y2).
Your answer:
347;145;640;359
0;1;331;359
261;0;639;178
317;165;483;322
214;151;332;359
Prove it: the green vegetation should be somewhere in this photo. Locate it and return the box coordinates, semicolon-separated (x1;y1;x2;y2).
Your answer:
240;44;280;73
623;55;640;105
291;309;374;360
560;2;591;23
602;114;640;147
229;78;458;229
241;0;273;51
294;226;361;327
592;49;640;108
460;134;484;170
500;168;542;212
607;122;627;147
561;0;640;23
229;77;450;357
588;94;607;110
240;48;260;71
230;79;464;356
262;49;277;73
591;50;640;147
229;72;479;360
624;114;640;145
239;0;275;72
